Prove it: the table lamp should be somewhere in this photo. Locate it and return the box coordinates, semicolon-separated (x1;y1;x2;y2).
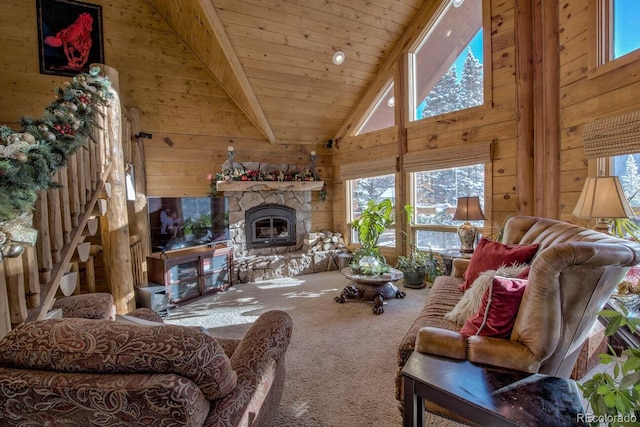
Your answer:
572;176;635;234
452;196;486;253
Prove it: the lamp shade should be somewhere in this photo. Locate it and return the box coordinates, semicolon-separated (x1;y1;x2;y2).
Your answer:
452;197;486;222
572;176;635;219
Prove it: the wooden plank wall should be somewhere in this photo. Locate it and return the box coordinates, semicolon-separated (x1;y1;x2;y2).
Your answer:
558;0;640;224
0;0;333;233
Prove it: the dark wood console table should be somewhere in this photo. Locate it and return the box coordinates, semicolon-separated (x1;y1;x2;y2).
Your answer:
402;352;587;427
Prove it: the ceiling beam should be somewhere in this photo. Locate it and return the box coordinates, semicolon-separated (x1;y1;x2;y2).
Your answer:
146;0;277;143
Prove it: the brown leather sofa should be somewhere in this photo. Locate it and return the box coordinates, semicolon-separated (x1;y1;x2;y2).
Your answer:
396;215;640;411
0;309;292;427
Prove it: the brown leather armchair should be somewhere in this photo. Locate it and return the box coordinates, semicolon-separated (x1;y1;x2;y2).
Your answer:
397;216;640;412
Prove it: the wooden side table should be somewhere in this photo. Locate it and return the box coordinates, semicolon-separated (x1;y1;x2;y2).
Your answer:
438;249;471;276
402;352;587;427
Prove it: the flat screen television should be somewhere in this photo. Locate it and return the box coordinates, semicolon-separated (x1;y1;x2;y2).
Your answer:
148;196;229;253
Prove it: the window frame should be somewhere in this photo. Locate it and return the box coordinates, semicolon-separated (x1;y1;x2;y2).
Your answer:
345;173;399;251
589;0;640;78
407;0;492;123
407;161;491;253
354;79;396;136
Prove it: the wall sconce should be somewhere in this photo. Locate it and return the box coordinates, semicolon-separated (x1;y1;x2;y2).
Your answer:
572;175;635;234
333;51;345;65
452;196;486;253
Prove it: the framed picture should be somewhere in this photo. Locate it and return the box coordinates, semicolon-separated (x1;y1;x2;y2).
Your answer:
36;0;104;77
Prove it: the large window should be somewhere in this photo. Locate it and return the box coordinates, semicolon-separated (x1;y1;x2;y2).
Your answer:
348;174;397;247
593;0;640;71
356;81;395;135
409;0;484;121
411;164;485;251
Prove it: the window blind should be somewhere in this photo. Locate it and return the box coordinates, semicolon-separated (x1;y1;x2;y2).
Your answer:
583;110;640;159
403;142;492;172
338;157;397;181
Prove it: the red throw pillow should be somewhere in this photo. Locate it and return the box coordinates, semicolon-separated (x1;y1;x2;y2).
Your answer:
460;276;528;338
461;238;539;291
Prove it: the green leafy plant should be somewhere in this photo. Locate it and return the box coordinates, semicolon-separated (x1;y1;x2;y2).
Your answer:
183;214;211;239
579;306;640;426
349;200;412;274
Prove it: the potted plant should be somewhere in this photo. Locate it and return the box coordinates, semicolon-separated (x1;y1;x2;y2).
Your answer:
350;199;412;275
579;307;640;426
396;247;443;288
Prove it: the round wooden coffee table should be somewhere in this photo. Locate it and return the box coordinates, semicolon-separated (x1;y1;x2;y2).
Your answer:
335;267;405;314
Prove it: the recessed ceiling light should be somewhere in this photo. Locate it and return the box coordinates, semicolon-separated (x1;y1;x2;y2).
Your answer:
333;51;345;65
452;0;464;7
387;97;395;107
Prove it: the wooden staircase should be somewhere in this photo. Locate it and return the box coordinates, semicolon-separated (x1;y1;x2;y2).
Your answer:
0;66;150;338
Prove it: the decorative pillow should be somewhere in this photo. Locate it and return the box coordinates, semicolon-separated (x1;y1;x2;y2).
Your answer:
0;318;237;400
460;237;539;291
445;263;529;326
460;276;528;338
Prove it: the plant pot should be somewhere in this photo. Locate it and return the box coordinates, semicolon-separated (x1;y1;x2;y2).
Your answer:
401;269;426;289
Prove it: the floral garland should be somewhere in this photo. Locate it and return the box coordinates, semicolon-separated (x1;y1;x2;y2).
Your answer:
208;168;328;202
0;67;112;245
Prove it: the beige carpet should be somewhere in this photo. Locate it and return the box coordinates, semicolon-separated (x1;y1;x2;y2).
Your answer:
164;270;465;427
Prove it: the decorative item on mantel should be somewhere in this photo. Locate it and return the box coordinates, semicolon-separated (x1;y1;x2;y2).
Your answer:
0;66;112;259
211;148;327;201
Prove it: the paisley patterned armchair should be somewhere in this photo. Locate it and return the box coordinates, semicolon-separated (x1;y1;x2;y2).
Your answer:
0;309;292;427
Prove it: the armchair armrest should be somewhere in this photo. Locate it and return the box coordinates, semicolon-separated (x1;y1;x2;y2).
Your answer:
207;310;292;426
451;258;470;278
467;335;541;373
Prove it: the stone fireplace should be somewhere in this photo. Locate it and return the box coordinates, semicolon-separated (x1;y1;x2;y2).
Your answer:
218;161;346;283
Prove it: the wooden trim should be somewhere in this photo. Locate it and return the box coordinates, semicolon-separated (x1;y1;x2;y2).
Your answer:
216;180;324;192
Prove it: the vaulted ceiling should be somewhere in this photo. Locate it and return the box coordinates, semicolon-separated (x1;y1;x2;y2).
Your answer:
145;0;425;145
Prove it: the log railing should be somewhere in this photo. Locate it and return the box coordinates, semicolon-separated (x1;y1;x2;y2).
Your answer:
0;65;148;338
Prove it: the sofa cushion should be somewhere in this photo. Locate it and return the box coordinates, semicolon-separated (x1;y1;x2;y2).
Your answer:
0;318;237;401
460;276;528;338
445;263;528;326
461;237;539;290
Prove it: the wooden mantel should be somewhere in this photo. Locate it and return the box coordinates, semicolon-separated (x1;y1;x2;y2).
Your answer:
216;180;324;192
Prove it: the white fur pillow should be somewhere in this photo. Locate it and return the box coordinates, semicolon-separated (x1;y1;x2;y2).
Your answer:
444;263;529;326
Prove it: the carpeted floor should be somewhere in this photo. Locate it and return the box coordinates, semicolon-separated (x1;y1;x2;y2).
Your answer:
164;270;465;427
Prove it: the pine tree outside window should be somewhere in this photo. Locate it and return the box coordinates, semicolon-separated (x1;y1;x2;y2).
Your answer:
409;0;485;121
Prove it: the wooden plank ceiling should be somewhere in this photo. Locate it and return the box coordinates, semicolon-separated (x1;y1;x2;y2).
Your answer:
146;0;424;145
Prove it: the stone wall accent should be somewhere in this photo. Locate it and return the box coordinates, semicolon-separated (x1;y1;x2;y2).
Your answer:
232;249;348;283
231;231;350;283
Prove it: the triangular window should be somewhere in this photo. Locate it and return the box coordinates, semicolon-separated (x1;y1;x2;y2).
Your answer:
355;81;395;135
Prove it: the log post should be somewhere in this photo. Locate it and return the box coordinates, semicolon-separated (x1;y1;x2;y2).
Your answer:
100;65;135;314
5;256;27;327
0;263;11;338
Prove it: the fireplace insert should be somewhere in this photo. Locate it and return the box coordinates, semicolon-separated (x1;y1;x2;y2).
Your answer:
245;203;297;249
